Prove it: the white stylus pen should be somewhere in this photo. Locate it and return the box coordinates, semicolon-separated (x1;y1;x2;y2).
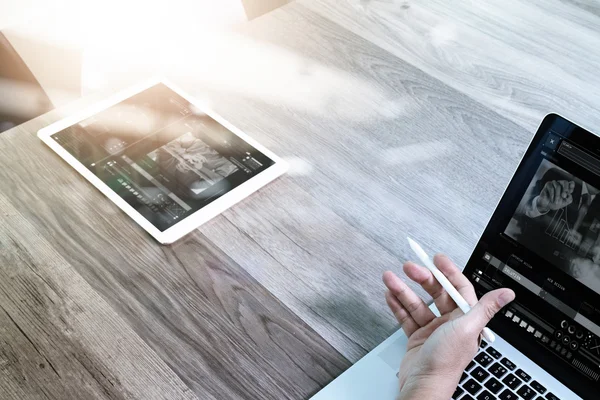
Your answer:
407;237;496;343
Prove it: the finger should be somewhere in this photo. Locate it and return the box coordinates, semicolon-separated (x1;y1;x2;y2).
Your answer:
551;181;560;203
385;290;419;337
434;254;478;305
403;261;456;314
458;289;515;337
565;193;573;206
546;183;555;203
409;312;453;342
558;181;569;199
383;271;435;326
540;185;548;203
569;181;575;193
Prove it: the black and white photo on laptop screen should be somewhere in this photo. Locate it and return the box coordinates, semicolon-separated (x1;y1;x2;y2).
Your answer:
506;158;600;293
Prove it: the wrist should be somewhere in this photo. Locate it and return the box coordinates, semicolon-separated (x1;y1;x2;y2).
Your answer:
398;376;456;400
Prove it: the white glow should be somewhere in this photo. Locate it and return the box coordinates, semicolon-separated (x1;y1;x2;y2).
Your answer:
284;157;314;176
4;0;402;123
0;79;51;117
382;139;457;165
429;23;458;46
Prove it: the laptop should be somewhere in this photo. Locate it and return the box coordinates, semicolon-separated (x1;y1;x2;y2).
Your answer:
313;114;600;400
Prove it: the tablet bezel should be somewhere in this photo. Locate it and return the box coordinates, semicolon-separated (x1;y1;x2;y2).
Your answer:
38;77;288;244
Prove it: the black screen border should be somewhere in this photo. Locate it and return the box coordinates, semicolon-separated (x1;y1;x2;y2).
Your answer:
464;113;600;398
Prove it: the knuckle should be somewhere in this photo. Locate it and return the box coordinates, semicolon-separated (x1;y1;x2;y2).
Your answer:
484;301;499;320
393;285;407;297
431;287;446;300
406;300;422;314
398;312;412;325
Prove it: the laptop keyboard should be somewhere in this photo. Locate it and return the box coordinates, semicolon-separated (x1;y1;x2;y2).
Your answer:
452;341;560;400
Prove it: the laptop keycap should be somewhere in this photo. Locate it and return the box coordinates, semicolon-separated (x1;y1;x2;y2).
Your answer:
466;360;476;371
500;357;516;370
460;350;543;400
489;362;508;378
545;393;560;400
516;368;531;382
460;372;469;383
486;347;502;359
480;340;488;348
483;377;503;394
502;373;522;390
476;390;495;400
530;380;546;394
471;366;490;382
498;389;518;400
451;386;463;399
463;378;482;395
474;352;494;367
517;385;536;400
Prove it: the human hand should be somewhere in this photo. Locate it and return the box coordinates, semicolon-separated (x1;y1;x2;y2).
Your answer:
537;180;575;213
567;230;583;247
383;254;515;399
569;257;594;279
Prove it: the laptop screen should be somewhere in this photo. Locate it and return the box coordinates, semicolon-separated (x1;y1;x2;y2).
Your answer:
465;114;600;399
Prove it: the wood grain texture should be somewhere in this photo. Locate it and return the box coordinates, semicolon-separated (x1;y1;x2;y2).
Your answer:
0;193;198;400
560;0;600;18
0;120;349;398
302;0;600;133
188;3;531;361
3;0;600;397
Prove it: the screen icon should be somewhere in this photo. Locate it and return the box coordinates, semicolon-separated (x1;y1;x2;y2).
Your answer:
544;133;560;150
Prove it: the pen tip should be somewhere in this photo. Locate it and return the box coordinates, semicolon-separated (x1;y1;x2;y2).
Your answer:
407;236;419;250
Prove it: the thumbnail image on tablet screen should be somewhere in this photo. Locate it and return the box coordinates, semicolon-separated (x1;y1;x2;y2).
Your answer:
50;83;275;231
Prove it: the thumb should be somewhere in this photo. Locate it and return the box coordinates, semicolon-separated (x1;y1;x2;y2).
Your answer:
460;289;515;336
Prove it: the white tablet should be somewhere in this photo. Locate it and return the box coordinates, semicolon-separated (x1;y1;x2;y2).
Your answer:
38;78;287;244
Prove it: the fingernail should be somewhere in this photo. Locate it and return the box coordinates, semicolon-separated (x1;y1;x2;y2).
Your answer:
498;291;515;307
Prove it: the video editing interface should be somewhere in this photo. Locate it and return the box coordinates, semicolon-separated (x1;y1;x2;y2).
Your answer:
467;116;600;395
51;84;274;231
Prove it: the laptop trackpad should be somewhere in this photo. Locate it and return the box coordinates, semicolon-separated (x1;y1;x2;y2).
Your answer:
377;331;408;370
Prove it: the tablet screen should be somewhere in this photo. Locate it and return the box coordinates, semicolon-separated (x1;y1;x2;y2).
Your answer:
51;83;275;231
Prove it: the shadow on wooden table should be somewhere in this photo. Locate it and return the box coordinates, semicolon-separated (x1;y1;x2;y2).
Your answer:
308;289;398;356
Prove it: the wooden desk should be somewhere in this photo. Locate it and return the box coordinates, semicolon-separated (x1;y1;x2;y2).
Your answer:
2;0;600;398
